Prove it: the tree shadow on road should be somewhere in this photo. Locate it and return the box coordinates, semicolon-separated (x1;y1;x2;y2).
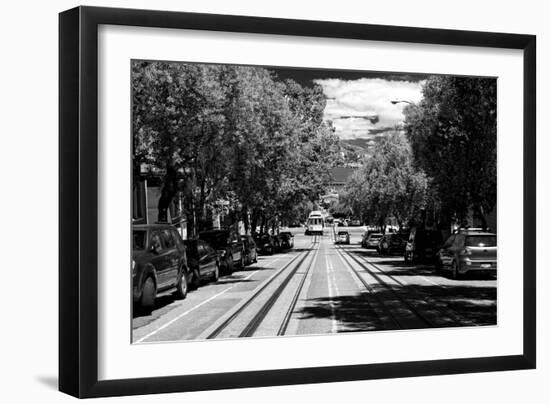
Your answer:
133;293;179;320
295;282;496;333
344;248;496;281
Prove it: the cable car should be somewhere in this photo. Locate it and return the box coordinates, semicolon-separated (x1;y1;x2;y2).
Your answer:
305;211;324;235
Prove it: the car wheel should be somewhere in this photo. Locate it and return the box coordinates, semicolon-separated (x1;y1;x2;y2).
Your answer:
451;261;461;280
226;258;234;274
191;268;201;289
140;276;156;311
212;262;220;282
174;270;188;299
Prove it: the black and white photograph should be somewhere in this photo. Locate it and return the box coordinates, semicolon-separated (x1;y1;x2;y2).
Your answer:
131;60;497;343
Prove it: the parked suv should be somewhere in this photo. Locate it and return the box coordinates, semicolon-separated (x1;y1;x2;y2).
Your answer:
184;239;220;286
436;229;497;279
279;232;295;249
254;233;277;255
132;224;189;311
363;232;383;249
199;229;244;274
377;233;408;255
240;235;258;265
404;228;444;264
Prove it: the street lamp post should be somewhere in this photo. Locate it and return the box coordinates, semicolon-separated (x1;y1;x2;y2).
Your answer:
391;100;414;105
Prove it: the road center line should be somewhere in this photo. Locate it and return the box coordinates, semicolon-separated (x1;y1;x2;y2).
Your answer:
325;253;338;333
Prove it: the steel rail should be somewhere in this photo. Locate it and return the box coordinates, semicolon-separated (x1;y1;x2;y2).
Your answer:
334;245;403;329
353;252;470;327
336;245;435;328
205;236;319;339
276;240;321;336
240;236;320;337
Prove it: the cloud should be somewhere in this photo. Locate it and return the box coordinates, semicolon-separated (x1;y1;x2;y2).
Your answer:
315;77;424;141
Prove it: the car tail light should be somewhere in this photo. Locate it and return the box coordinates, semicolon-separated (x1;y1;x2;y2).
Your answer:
132;260;136;275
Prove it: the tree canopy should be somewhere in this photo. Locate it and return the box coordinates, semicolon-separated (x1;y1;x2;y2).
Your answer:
403;76;497;227
342;132;428;229
132;61;341;234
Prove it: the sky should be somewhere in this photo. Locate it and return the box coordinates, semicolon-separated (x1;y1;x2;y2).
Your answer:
271;67;427;150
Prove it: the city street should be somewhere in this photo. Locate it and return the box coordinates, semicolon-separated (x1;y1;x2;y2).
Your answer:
132;227;496;343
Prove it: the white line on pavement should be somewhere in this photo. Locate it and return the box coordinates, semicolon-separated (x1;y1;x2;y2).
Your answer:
325;254;338;333
134;258;282;343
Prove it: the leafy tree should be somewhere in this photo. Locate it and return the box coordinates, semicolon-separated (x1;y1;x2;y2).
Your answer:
403;76;497;228
133;61;232;235
342;132;428;229
132;61;342;235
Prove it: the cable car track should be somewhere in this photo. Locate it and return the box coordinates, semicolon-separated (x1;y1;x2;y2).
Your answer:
361;251;475;326
204;236;320;339
335;245;440;328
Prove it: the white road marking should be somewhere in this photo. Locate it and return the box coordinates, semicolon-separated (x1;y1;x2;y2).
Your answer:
325;254;338;333
134;257;282;343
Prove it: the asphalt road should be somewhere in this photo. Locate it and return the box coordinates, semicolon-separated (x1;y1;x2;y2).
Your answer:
132;227;497;343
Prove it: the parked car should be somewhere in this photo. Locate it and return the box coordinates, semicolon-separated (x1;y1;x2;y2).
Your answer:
272;234;283;252
132;224;189;311
240;235;258;265
363;232;383;249
279;232;294;249
377;233;408;255
183;239;220;286
199;229;244;274
350;219;361;226
361;230;379;247
404;228;444;264
254;233;277;255
435;230;497;279
335;230;351;244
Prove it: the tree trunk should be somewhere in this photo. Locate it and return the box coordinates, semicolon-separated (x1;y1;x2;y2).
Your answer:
158;165;177;223
474;205;488;230
242;206;250;234
379;216;386;234
182;171;197;238
260;213;267;234
251;209;259;236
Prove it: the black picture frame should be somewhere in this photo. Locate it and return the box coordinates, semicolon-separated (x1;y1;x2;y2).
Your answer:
59;6;536;398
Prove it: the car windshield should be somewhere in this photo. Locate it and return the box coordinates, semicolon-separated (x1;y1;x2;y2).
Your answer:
133;230;147;250
465;235;496;247
200;232;228;249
